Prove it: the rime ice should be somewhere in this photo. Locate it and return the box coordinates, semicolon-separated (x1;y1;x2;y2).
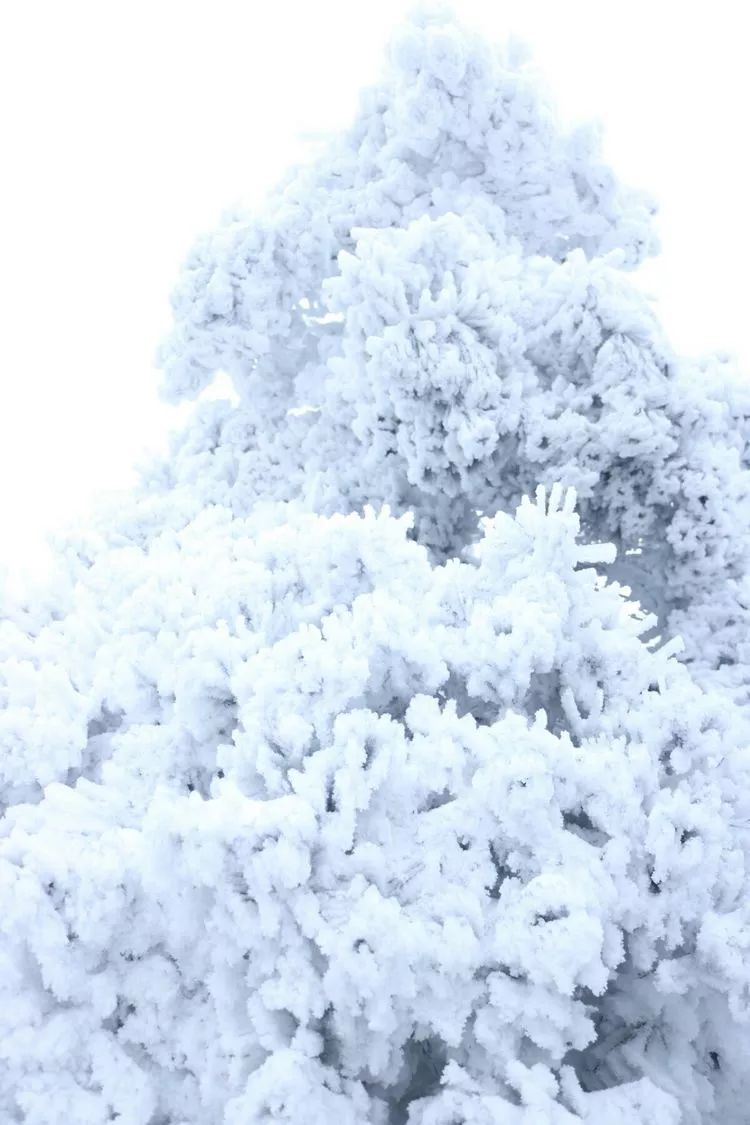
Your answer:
2;9;750;1124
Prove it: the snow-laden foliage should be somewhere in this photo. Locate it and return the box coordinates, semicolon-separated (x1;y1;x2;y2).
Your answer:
161;18;657;408
3;490;749;1124
2;8;750;1124
151;10;750;696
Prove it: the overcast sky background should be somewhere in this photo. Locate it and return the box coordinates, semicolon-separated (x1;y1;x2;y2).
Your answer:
1;0;748;578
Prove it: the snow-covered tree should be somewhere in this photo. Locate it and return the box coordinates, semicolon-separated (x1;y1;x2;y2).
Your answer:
155;11;750;700
2;9;750;1124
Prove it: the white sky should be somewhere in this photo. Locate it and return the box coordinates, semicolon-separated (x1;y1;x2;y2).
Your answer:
1;0;748;578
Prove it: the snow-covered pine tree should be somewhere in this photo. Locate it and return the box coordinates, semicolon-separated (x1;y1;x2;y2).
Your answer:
1;10;749;1124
